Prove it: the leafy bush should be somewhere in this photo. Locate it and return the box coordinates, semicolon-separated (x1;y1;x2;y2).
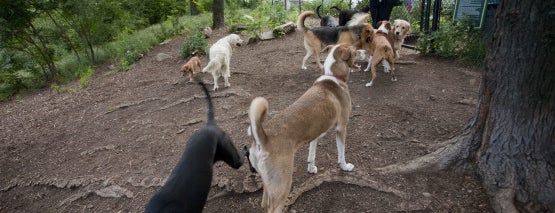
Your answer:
181;32;208;59
417;17;487;66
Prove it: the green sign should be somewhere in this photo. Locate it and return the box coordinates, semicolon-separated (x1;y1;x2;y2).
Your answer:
453;0;488;28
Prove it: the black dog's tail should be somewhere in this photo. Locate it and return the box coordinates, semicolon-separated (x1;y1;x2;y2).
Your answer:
316;5;323;18
331;5;341;13
198;81;215;126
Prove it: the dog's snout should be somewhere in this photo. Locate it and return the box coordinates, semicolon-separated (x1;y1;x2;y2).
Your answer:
396;31;400;35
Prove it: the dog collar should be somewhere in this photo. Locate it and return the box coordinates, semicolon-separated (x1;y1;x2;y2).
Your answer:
332;74;346;82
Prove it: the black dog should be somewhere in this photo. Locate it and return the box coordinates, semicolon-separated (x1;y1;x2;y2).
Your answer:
145;81;246;213
316;5;339;27
331;5;370;26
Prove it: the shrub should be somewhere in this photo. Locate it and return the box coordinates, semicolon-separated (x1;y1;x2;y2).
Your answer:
417;17;487;66
181;32;208;59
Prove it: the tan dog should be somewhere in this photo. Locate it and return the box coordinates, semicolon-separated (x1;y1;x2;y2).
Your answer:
297;11;373;73
389;19;411;59
362;21;396;87
180;50;202;82
247;43;359;213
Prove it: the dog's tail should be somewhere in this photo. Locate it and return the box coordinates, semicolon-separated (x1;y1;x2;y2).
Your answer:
248;97;268;146
198;81;215;126
330;6;341;13
201;56;221;73
297;11;314;32
191;50;199;57
347;13;369;26
316;5;323;18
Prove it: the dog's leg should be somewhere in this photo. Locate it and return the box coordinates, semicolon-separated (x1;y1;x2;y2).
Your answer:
364;56;373;72
307;140;319;174
212;72;220;90
382;60;390;73
385;58;397;82
260;158;292;213
189;70;194;82
314;50;324;72
223;62;231;88
223;75;231;88
302;40;313;70
336;127;354;171
365;57;380;87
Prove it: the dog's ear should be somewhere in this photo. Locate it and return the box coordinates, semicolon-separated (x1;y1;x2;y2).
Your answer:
340;46;352;61
386;22;392;31
365;29;374;43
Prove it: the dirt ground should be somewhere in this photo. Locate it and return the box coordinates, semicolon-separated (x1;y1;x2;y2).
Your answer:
0;20;492;212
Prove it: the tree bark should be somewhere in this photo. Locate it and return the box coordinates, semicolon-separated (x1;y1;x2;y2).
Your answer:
376;0;555;212
190;0;200;15
212;0;224;29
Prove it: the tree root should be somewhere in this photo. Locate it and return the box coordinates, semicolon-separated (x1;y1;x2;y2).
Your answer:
104;97;163;114
375;132;473;174
285;169;410;208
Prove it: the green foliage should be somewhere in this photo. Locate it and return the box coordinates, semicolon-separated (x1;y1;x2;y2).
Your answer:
78;67;95;88
194;0;213;13
417;17;487;66
181;33;208;59
226;3;296;37
302;0;350;14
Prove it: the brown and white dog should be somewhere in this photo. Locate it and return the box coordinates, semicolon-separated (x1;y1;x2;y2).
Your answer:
180;50;202;82
362;20;397;87
246;43;358;213
297;11;373;72
389;19;411;59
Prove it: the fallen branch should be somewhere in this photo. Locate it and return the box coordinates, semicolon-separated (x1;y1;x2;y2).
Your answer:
105;97;162;114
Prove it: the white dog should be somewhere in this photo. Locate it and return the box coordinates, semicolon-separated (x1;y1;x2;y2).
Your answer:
202;34;243;90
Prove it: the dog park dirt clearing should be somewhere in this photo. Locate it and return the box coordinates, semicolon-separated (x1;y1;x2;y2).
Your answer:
0;23;492;212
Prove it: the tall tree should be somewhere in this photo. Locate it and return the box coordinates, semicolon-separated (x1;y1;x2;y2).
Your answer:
212;0;224;29
0;0;59;82
376;0;555;212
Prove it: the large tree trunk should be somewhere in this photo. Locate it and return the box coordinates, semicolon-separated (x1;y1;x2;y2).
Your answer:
376;0;555;212
212;0;224;29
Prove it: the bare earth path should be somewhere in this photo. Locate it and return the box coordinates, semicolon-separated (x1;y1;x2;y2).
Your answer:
0;26;492;212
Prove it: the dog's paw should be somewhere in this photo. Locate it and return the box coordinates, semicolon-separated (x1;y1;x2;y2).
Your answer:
365;82;374;87
384;68;390;73
301;66;308;70
391;77;398;82
339;163;354;171
307;164;318;174
363;68;370;72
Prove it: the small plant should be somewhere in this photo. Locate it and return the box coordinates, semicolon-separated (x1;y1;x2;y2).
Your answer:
79;67;95;89
181;33;208;59
120;58;131;72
